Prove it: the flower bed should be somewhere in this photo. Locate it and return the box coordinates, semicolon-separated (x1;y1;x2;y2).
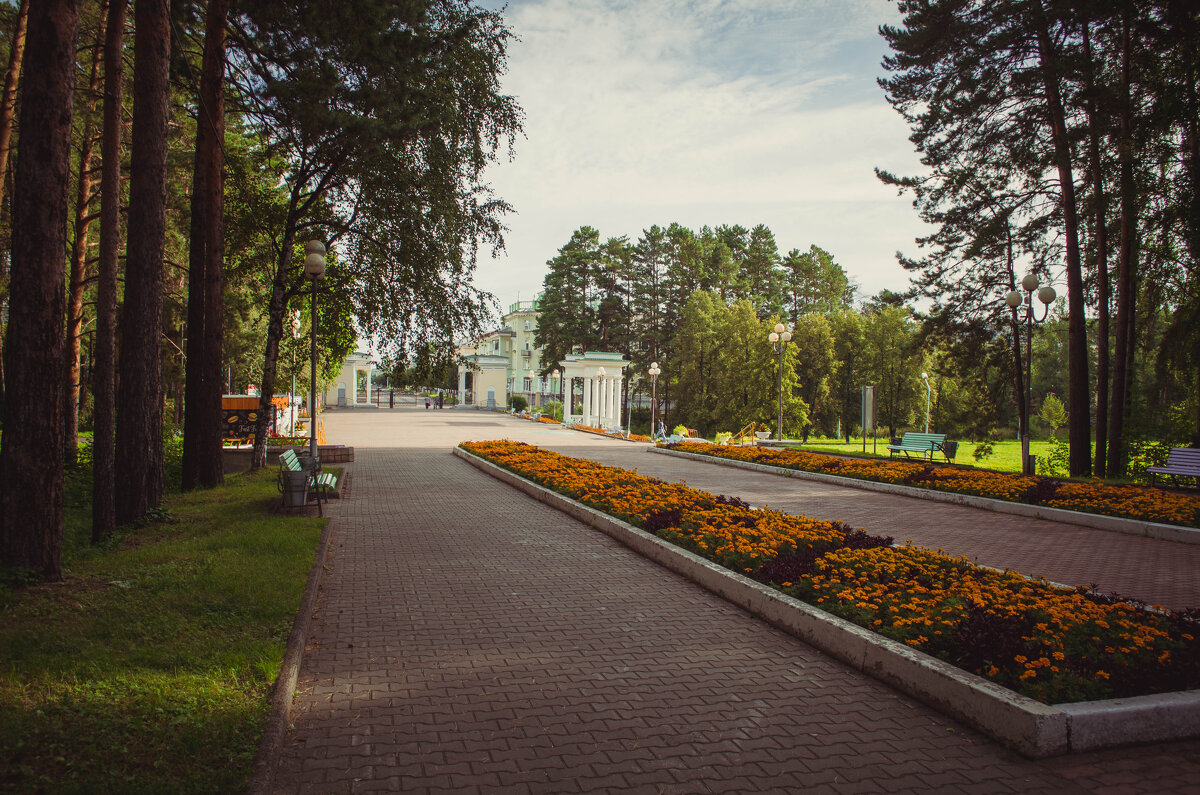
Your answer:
460;440;1200;705
667;442;1200;528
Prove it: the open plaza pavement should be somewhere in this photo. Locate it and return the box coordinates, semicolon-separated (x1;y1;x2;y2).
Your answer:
268;406;1200;793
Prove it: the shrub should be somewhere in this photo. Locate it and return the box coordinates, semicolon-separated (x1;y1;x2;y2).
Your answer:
509;394;528;412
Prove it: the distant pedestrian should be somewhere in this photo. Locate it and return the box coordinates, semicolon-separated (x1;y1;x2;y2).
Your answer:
425;397;431;410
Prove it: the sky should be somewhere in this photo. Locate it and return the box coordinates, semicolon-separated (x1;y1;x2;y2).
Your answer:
469;0;931;316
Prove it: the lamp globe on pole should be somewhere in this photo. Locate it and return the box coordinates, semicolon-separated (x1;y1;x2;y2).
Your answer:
769;323;792;441
648;361;661;438
1006;274;1056;475
304;241;326;462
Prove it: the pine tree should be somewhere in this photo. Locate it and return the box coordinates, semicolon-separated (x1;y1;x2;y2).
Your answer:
0;0;80;579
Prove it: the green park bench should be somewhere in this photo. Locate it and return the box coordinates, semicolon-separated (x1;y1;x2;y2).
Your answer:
887;432;956;462
1146;447;1200;488
278;448;338;515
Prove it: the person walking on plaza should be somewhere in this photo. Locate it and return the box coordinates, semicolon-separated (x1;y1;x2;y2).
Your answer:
425;396;430;410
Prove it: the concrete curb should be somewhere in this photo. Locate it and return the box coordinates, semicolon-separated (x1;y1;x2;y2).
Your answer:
649;446;1200;545
455;446;1200;758
246;512;335;794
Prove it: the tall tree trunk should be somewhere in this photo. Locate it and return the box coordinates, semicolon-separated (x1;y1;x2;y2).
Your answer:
1107;11;1138;477
93;0;125;543
182;0;228;490
115;0;169;525
1033;4;1091;477
0;0;28;209
1082;22;1111;475
65;6;107;464
0;0;79;580
251;222;297;470
0;0;30;410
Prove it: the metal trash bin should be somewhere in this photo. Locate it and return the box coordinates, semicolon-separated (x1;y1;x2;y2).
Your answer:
282;469;308;507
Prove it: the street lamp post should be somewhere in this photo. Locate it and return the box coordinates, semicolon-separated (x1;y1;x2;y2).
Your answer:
304;241;326;462
768;323;792;441
1005;274;1057;475
649;361;661;438
921;371;930;433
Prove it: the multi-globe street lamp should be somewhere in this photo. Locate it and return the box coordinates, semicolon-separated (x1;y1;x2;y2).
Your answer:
304;241;326;462
648;361;661;438
1005;273;1057;475
768;323;792;441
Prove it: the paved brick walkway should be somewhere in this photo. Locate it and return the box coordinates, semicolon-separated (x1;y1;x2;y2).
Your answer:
271;409;1200;793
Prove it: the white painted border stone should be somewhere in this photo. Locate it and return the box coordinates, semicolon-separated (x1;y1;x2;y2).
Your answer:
650;446;1200;545
455;446;1200;758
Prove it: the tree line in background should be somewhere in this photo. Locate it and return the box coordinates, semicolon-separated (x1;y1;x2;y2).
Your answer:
0;0;520;582
878;0;1200;477
533;212;1194;464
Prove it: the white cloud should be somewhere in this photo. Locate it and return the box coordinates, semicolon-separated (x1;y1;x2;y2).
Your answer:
473;0;930;312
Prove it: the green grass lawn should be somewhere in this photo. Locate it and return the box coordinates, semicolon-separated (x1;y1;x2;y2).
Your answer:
786;436;1055;473
0;467;324;793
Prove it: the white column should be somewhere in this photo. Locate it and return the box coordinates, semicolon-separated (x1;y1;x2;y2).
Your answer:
366;367;373;405
458;369;466;406
605;377;616;428
597;377;605;426
594;377;602;425
583;376;592;424
614;375;623;429
594;377;602;426
597;376;606;426
604;377;613;427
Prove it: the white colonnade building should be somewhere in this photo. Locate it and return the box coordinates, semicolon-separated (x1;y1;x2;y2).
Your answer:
559;352;628;430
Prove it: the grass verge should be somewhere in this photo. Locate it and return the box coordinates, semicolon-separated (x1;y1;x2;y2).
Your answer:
783;436;1054;472
0;467;323;793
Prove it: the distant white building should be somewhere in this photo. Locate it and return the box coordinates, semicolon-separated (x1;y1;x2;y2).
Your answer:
323;351;377;408
461;297;562;408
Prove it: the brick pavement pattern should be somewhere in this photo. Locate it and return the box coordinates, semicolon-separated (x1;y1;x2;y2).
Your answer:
272;408;1200;793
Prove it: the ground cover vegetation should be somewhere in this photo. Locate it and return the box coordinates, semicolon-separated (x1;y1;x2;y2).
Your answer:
527;0;1199;482
0;461;323;792
461;440;1200;704
0;0;521;582
668;442;1200;528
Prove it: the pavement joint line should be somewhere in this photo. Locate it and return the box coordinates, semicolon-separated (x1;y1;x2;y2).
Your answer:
649;445;1200;545
454;445;1200;759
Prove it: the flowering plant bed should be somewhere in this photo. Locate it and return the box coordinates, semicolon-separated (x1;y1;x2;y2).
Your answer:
460;440;1200;705
667;442;1200;529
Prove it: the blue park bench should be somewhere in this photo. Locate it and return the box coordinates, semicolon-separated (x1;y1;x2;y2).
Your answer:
278;448;338;515
887;432;957;462
1146;447;1200;488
